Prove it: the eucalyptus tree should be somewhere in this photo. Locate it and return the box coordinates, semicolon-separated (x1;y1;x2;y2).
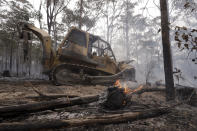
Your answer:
62;0;104;31
44;0;71;49
120;0;137;60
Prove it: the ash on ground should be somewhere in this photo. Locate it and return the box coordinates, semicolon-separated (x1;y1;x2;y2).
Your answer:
0;80;196;131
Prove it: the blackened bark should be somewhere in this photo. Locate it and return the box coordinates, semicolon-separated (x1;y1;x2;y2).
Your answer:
5;45;8;70
16;41;19;76
9;44;13;72
160;0;175;101
28;40;32;76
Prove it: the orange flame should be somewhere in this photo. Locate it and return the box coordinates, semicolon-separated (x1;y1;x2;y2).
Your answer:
123;83;130;93
114;80;122;88
130;85;144;94
114;80;131;94
114;80;145;94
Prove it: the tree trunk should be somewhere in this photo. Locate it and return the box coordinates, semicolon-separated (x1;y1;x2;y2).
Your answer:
38;0;43;29
0;95;99;118
79;0;83;29
46;1;53;35
5;45;8;70
0;107;171;131
9;43;13;72
1;46;5;71
125;0;129;60
160;0;175;101
53;17;58;50
16;41;19;76
106;0;109;43
0;51;1;72
28;41;32;77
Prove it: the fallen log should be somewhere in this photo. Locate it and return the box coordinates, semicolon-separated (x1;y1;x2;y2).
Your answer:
0;95;99;118
175;84;197;89
28;87;78;100
134;87;165;94
124;85;166;98
0;107;171;131
26;94;78;100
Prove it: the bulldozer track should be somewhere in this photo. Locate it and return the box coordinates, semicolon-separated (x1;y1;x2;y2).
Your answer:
50;62;112;85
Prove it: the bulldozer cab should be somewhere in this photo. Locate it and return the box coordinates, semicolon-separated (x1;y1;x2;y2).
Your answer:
88;35;116;61
58;27;116;61
59;27;115;60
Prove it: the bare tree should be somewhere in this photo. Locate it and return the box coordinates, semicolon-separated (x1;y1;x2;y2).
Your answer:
78;0;83;29
45;0;70;49
38;0;43;29
105;1;124;43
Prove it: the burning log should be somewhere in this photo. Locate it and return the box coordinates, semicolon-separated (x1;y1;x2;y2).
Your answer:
101;80;134;110
102;80;167;110
0;95;99;118
102;81;146;110
0;107;171;131
103;86;130;110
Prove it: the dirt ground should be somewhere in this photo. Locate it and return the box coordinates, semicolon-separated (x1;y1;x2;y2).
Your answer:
0;79;196;131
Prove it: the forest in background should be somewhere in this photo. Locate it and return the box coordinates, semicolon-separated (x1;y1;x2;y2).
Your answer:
0;0;196;86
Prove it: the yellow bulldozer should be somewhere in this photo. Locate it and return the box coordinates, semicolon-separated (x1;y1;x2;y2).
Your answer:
20;23;135;85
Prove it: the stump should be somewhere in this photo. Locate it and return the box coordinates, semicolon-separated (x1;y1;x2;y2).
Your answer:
102;86;130;110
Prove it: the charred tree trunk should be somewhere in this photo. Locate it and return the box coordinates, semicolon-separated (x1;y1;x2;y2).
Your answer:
5;45;8;70
0;107;171;131
160;0;175;101
2;46;5;71
9;31;15;73
0;49;2;72
28;42;31;77
9;43;13;72
16;41;19;76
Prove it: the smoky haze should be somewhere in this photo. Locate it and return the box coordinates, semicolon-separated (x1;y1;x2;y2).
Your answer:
0;0;196;87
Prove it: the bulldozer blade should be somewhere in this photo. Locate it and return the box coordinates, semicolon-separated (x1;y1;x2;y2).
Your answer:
86;68;135;85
